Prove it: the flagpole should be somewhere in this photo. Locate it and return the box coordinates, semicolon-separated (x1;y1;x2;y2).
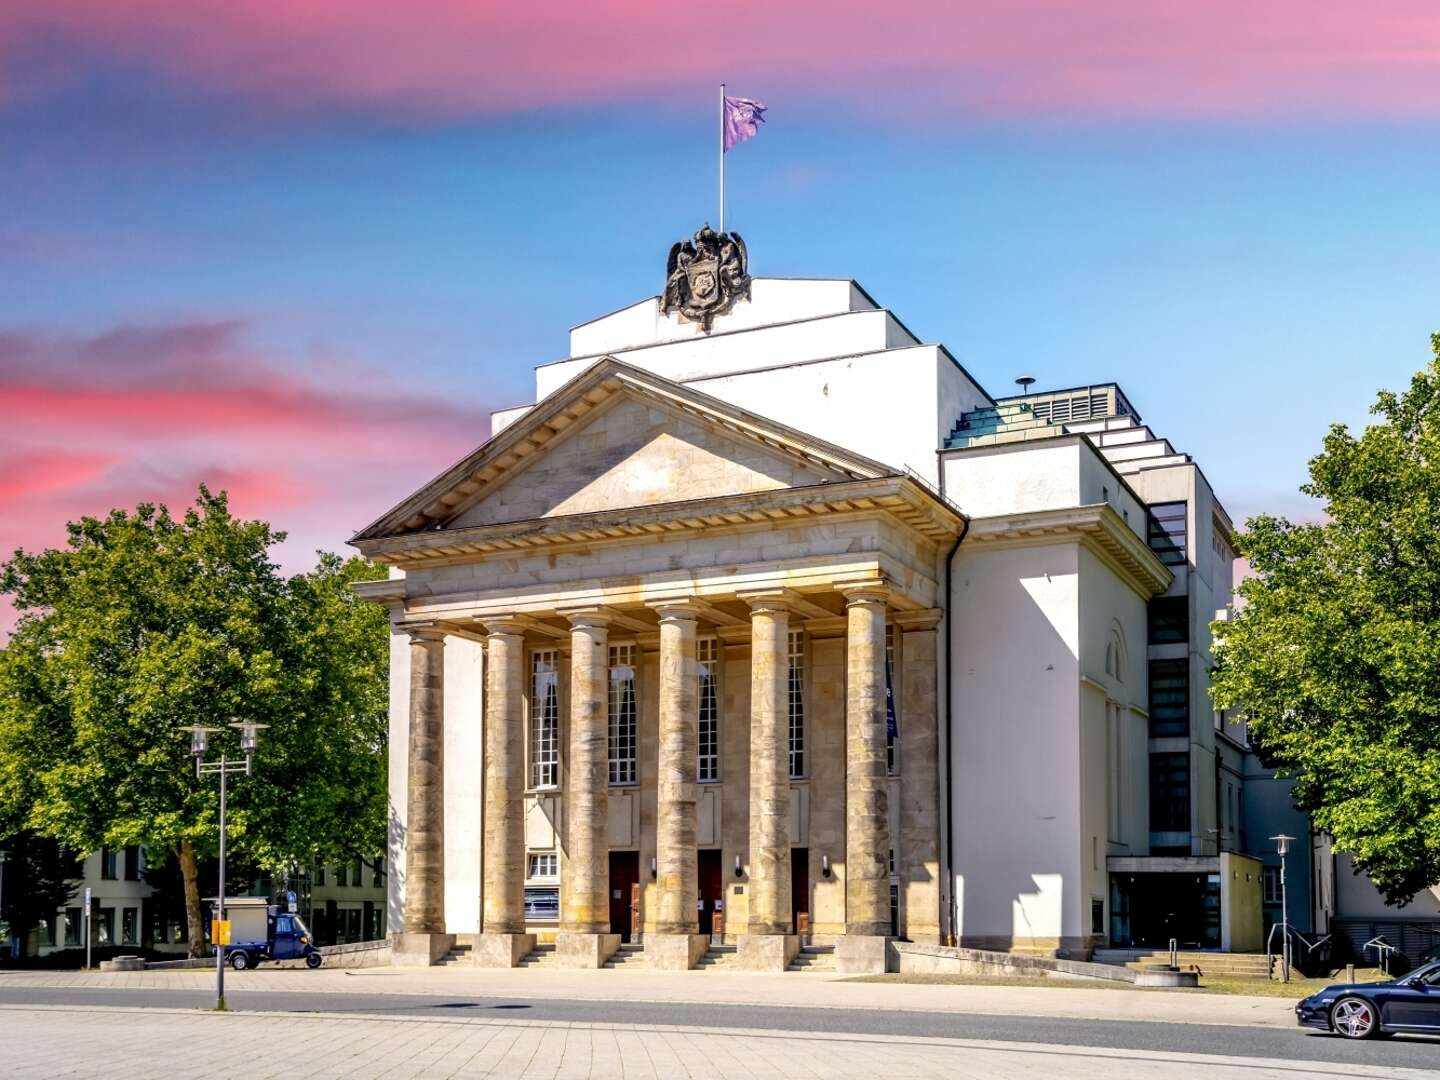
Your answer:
719;83;726;234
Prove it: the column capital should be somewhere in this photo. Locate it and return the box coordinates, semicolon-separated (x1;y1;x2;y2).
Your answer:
646;598;704;623
400;623;448;644
480;615;529;639
737;589;794;617
558;606;614;632
840;581;890;608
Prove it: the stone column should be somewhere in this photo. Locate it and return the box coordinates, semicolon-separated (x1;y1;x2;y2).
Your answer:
837;586;891;974
477;618;536;967
556;610;620;969
738;596;799;972
899;621;943;945
647;602;708;970
393;626;455;966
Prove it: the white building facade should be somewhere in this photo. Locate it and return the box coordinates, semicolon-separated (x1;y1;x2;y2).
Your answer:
352;242;1263;969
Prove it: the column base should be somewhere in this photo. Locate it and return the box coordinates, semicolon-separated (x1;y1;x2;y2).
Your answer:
391;932;456;967
472;932;537;968
736;934;800;972
556;931;622;969
646;932;709;971
835;934;891;975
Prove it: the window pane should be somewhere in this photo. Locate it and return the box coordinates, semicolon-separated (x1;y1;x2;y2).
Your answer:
885;625;898;775
1149;752;1190;832
609;644;637;785
1148;658;1189;737
531;650;559;788
788;630;805;779
1147;502;1188;566
1147;596;1188;645
698;638;720;783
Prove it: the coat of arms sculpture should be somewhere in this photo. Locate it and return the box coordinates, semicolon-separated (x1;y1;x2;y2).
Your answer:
661;224;751;331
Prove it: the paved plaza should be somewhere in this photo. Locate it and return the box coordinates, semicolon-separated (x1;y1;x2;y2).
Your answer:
3;1003;1435;1080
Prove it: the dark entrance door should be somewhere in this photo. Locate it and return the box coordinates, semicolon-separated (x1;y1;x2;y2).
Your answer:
698;849;722;935
609;851;640;943
791;847;810;934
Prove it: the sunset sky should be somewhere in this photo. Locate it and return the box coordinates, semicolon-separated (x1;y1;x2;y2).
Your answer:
4;3;1440;627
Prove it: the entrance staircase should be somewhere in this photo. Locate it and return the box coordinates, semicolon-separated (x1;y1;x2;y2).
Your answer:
1092;948;1274;980
435;943;472;967
517;942;560;969
696;943;738;971
787;944;836;973
603;943;646;969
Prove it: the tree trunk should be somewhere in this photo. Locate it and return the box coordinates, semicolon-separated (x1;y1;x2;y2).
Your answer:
179;838;206;959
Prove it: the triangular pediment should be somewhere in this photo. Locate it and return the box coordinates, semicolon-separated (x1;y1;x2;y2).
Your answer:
352;358;895;541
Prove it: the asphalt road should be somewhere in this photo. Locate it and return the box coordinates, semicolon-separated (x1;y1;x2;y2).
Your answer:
1;985;1437;1072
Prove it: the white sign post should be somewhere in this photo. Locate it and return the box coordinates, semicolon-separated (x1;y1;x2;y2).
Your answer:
83;886;92;970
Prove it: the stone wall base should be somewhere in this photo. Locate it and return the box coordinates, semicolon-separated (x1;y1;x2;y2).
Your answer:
556;931;622;969
737;934;800;972
392;932;456;967
473;932;537;968
646;933;709;971
835;935;889;975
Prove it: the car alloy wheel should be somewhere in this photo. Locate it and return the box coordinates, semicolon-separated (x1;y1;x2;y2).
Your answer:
1331;998;1376;1039
230;952;249;971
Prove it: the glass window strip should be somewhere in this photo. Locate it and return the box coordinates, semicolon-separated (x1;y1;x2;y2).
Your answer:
788;629;805;779
530;650;559;788
886;624;898;775
608;643;637;785
698;637;720;783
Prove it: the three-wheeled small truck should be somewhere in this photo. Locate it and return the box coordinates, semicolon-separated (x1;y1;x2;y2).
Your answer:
217;896;323;970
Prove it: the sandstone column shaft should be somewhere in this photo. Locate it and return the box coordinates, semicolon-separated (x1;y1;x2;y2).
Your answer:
900;625;943;943
482;622;526;934
564;612;610;933
747;601;791;934
654;605;700;934
845;589;891;937
403;628;446;934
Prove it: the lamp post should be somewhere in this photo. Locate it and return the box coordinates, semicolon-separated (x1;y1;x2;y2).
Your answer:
1271;833;1295;982
184;720;267;1011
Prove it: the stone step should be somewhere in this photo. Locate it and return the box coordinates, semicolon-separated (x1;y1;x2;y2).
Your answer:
788;945;837;973
696;944;739;970
517;943;559;968
435;943;473;966
602;944;646;969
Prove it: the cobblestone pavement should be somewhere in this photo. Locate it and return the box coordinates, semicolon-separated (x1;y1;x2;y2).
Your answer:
3;1005;1433;1080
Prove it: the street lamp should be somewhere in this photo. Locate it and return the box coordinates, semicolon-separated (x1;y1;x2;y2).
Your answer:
184;720;268;1011
1271;833;1295;982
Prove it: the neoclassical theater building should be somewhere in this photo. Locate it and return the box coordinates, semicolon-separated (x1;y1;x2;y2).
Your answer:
352;228;1245;972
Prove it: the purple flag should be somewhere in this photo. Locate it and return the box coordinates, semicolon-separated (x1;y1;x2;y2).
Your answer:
723;95;766;152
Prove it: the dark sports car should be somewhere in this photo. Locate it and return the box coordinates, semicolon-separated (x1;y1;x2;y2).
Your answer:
1295;960;1440;1039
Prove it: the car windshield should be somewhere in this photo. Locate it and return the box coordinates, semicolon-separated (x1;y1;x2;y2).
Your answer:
1414;962;1440;986
291;915;310;936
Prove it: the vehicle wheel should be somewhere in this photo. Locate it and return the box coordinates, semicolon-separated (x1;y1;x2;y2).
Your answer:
1331;997;1378;1039
230;951;250;971
305;952;322;969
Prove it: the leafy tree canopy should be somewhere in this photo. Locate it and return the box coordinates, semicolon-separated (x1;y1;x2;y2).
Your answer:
1212;335;1440;905
0;487;388;951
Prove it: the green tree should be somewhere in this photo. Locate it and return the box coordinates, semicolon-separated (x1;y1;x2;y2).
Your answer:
1211;334;1440;905
0;488;388;956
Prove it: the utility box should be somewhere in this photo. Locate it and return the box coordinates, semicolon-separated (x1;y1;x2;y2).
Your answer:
206;896;269;945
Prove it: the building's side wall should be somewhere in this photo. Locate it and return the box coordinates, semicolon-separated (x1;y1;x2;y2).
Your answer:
943;439;1083;520
951;541;1081;952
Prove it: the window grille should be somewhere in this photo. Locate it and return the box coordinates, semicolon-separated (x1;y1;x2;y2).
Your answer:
530;650;559;788
698;637;720;783
608;644;637;785
1147;502;1188;567
528;852;558;879
885;625;898;775
788;630;806;779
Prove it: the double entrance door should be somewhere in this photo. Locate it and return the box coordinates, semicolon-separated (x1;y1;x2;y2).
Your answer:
606;847;811;940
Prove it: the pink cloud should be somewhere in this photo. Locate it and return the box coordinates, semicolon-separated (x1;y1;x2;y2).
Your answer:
0;318;493;634
5;2;1440;120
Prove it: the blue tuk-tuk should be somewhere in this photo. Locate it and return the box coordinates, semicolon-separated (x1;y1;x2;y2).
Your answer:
226;905;323;970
